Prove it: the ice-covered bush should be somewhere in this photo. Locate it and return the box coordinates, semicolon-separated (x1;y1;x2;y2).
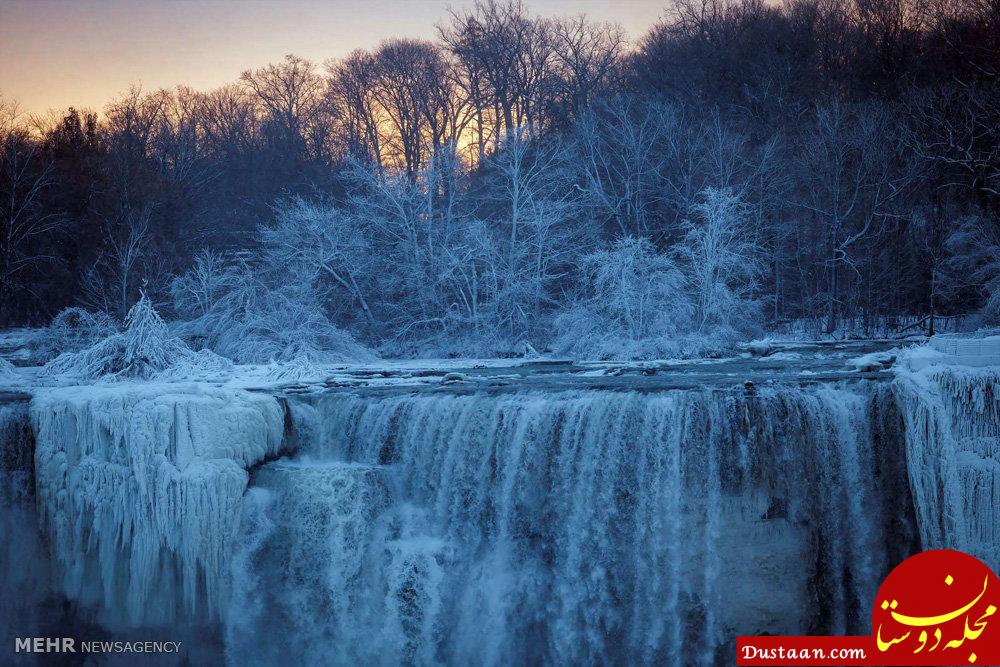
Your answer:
173;266;372;365
31;307;117;362
44;295;230;381
554;236;693;359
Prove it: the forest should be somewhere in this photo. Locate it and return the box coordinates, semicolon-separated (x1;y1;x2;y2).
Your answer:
2;0;999;360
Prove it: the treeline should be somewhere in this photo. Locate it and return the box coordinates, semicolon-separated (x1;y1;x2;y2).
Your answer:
2;0;999;358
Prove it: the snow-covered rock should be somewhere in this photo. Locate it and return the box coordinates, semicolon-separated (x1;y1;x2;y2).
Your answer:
30;383;285;627
846;350;896;372
0;357;18;387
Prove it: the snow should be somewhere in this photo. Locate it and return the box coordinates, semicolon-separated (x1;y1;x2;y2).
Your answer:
30;383;285;627
845;349;897;371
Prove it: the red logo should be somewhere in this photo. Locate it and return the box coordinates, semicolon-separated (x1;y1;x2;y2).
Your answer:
873;550;1000;665
737;550;1000;665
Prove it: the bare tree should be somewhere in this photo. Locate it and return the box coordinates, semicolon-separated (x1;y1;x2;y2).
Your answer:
240;55;326;159
0;97;64;308
440;0;557;149
328;50;387;170
81;206;152;318
573;96;674;237
794;100;908;332
551;16;625;120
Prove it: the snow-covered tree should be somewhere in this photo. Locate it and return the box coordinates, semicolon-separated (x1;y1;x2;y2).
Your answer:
483;128;584;347
260;197;376;331
170;248;235;319
555;235;690;359
674;187;761;340
80;206;152;318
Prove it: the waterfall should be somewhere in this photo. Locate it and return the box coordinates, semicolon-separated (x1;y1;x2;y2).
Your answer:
0;399;52;647
230;382;914;665
894;366;1000;573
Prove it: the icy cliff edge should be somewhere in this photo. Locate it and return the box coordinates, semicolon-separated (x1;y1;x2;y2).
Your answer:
893;351;1000;573
30;384;285;627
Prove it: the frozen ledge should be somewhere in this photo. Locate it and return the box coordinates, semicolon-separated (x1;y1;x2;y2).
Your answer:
29;383;286;628
894;336;1000;371
926;335;1000;366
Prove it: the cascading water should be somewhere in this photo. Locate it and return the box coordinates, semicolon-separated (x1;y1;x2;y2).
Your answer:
228;382;918;666
22;348;998;666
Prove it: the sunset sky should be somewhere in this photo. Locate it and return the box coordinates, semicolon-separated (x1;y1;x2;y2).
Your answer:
0;0;666;117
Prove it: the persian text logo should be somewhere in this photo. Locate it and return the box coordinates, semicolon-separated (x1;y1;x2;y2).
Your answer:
874;549;999;665
737;549;1000;666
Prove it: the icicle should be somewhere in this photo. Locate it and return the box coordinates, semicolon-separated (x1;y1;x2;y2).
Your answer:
30;385;284;627
894;366;1000;573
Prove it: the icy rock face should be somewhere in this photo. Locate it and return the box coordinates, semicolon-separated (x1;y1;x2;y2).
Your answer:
894;366;1000;572
0;400;53;644
230;383;913;666
30;385;284;627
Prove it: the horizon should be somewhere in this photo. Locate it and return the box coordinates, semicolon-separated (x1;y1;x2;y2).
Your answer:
0;0;666;118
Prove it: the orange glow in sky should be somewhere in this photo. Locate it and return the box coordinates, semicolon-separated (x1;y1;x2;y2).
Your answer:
0;0;666;117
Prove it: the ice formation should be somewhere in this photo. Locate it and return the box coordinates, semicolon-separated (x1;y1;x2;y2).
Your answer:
226;383;914;665
9;345;998;665
894;365;1000;572
30;384;285;627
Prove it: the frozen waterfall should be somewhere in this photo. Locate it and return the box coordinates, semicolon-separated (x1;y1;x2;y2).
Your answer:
894;366;1000;573
29;385;285;628
7;357;999;665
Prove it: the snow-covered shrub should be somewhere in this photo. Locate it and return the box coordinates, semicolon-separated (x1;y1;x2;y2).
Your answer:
0;357;16;382
554;236;693;359
154;348;235;381
31;307;117;361
174;267;372;365
167;208;373;365
43;295;225;381
263;356;328;383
